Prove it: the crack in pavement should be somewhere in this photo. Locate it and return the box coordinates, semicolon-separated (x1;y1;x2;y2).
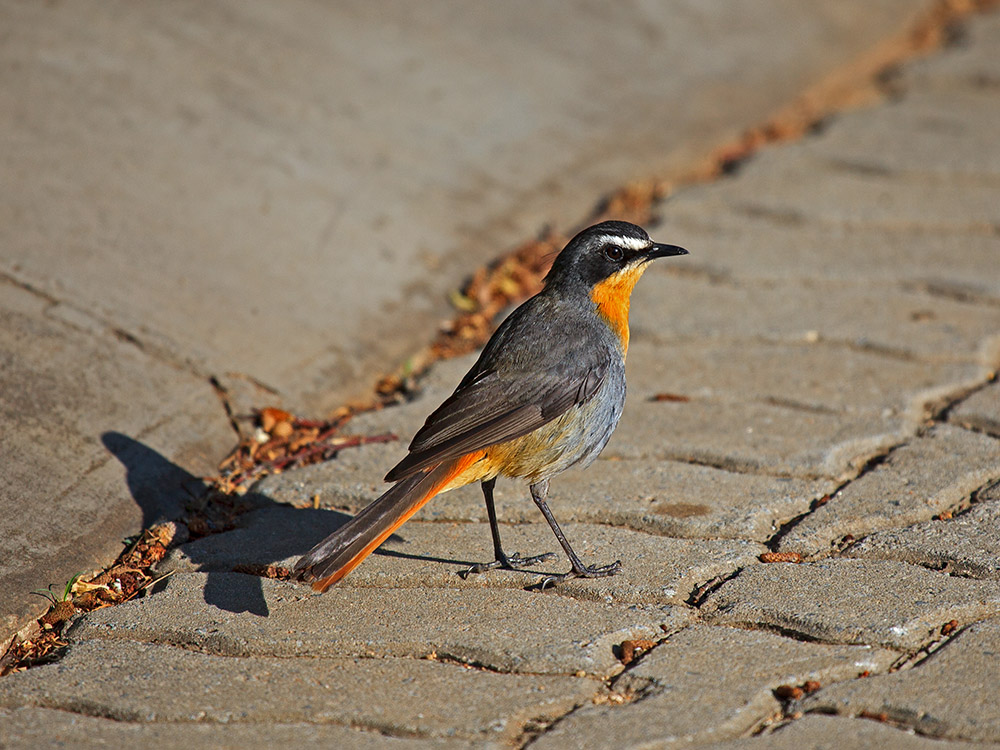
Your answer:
208;376;243;440
0;267;217;384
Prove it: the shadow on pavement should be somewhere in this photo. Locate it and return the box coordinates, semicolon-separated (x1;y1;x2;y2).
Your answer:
101;432;204;530
101;432;350;617
101;432;481;615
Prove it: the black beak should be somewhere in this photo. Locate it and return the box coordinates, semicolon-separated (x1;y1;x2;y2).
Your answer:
646;242;689;259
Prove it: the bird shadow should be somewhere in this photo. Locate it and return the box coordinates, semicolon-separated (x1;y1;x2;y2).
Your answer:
100;431;469;617
101;432;339;617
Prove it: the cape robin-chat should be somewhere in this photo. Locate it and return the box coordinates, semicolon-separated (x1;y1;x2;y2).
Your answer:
295;220;688;590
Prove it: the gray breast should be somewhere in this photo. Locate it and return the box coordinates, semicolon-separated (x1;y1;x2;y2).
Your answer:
568;359;626;472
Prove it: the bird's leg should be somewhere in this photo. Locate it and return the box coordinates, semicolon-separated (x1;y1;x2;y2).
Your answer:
528;479;621;589
458;478;555;579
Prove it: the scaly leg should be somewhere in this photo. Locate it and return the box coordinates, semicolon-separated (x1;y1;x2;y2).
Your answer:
458;478;555;578
528;479;620;589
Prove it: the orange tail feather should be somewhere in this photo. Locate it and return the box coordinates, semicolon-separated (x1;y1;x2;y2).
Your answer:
294;451;486;591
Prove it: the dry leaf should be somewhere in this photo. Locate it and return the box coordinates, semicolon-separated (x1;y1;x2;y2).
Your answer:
760;552;803;564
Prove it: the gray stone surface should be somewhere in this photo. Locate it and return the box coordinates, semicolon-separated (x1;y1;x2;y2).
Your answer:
626;339;985;415
661;208;1000;299
701;558;1000;650
805;619;1000;743
0;0;924;413
0;639;596;743
703;142;1000;233
0;707;482;750
776;425;1000;555
71;572;683;677
161;508;762;607
5;3;1000;748
700;715;1000;750
479;463;827;544
611;394;910;480
633;275;1000;364
951;382;1000;437
0;0;935;642
614;339;989;480
902;12;1000;92
847;500;1000;580
0;280;234;638
532;625;895;749
806;87;1000;179
254;450;833;542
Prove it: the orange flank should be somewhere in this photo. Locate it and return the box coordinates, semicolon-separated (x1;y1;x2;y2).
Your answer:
310;449;488;591
589;264;648;353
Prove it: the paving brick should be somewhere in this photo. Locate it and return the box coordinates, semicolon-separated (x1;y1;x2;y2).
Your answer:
847;500;1000;580
611;395;909;481
255;453;832;543
662;195;1000;299
0;640;595;743
626;339;986;415
0;707;480;750
777;425;1000;555
633;274;1000;364
531;625;894;749
697;714;1000;749
806;88;1000;179
805;619;1000;743
684;135;1000;232
701;558;1000;650
485;462;827;543
951;381;1000;438
902;14;1000;91
72;572;684;677
162;509;759;607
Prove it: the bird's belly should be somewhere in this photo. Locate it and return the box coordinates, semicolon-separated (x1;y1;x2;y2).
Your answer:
485;376;625;483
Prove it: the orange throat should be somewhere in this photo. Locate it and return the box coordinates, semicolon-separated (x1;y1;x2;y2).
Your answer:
590;264;647;354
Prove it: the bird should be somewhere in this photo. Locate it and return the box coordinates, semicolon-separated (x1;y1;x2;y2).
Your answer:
295;220;688;591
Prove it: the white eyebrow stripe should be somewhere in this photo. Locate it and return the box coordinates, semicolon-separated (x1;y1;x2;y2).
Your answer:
596;234;649;251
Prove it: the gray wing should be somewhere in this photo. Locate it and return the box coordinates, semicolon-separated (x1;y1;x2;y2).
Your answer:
383;358;608;482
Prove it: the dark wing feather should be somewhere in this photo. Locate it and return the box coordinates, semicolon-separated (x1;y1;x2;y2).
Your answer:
384;359;608;482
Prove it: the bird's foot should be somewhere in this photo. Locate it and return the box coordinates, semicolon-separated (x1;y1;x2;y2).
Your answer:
532;559;622;590
457;551;557;579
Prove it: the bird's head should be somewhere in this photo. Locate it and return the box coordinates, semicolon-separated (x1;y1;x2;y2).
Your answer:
543;221;687;351
544;220;688;293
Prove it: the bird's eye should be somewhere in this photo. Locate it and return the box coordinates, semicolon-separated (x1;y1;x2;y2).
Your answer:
603;244;624;262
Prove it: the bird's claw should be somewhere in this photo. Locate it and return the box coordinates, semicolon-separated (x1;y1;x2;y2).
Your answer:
534;559;622;590
457;551;557;579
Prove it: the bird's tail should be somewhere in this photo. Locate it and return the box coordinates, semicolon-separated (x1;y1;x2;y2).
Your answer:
294;451;484;591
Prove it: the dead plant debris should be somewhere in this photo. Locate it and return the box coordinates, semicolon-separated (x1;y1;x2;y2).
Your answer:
593;690;636;706
941;619;960;636
760;551;804;564
0;525;176;676
215;407;397;493
232;564;293;581
651;392;691;403
859;709;891;723
774;684;805;701
618;638;658;666
773;680;822;701
3;407;400;676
